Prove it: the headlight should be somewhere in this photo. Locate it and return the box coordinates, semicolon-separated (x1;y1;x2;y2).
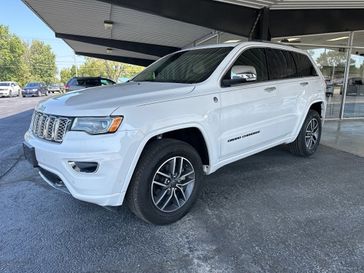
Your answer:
71;116;123;135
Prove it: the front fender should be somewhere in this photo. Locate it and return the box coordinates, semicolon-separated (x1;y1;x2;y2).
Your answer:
118;122;215;201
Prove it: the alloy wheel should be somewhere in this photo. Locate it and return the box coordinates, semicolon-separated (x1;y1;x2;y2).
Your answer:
305;118;319;150
151;156;195;213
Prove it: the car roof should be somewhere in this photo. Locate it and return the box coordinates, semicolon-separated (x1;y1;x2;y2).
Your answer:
180;40;308;56
74;77;106;79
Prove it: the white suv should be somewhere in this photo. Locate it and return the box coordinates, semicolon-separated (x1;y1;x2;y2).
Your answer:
24;42;326;224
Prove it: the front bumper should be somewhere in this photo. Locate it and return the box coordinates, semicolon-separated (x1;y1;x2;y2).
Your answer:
0;90;10;96
24;128;144;206
22;90;38;96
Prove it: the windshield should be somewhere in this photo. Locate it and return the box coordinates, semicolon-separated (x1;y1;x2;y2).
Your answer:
133;47;232;84
0;82;10;86
25;83;40;88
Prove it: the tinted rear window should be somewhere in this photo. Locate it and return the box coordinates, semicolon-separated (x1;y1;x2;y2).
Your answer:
80;79;100;87
25;83;40;88
68;78;101;87
291;52;318;77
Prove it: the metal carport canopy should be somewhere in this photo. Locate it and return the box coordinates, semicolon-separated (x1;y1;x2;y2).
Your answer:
23;0;364;66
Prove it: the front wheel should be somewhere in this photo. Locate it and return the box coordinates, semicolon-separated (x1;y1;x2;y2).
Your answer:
288;109;322;157
126;139;203;225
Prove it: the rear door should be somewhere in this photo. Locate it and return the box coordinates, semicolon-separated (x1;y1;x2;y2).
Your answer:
265;48;305;138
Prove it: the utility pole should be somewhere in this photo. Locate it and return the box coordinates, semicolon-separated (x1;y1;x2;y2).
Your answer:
74;53;78;77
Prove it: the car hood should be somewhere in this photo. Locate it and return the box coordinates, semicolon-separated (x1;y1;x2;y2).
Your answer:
36;82;195;116
24;87;39;90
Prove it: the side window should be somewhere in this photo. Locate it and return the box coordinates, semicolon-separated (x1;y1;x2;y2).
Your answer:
68;78;77;86
292;52;318;77
100;79;109;85
85;79;99;87
223;48;268;83
266;49;297;80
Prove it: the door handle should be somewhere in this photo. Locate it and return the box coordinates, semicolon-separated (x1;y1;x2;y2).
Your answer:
264;87;276;92
300;82;309;86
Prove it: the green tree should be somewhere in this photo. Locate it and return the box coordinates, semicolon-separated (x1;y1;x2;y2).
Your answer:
78;57;143;81
78;58;106;78
104;61;143;81
27;40;57;84
316;49;355;80
60;65;77;84
0;25;28;86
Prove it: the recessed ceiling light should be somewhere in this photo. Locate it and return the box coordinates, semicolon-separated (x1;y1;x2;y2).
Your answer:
224;39;241;43
280;38;301;43
104;20;114;30
287;37;300;42
327;36;349;42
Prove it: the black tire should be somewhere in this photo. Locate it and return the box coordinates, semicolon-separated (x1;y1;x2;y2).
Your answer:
288;109;322;157
126;139;203;225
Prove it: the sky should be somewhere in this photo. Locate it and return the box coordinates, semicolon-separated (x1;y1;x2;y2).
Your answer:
0;0;84;72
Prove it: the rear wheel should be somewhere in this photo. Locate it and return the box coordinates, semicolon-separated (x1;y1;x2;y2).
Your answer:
288;109;322;157
126;139;203;225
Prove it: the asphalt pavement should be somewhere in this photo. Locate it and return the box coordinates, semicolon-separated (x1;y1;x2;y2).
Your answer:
1;96;364;273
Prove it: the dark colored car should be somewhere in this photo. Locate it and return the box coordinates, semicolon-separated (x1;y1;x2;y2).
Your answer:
22;82;48;97
65;77;116;92
48;83;65;93
346;77;364;96
325;79;334;97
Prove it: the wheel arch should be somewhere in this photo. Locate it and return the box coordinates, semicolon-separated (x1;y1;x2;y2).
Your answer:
138;125;211;165
119;124;213;203
290;99;325;143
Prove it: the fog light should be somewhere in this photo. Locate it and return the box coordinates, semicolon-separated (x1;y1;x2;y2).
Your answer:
68;161;98;173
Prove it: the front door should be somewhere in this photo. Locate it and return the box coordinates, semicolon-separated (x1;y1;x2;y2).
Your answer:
219;47;281;159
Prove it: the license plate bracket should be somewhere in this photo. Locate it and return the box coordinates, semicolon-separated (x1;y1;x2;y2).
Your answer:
23;142;38;167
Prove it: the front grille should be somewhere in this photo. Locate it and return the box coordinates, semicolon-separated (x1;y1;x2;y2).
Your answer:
31;111;72;143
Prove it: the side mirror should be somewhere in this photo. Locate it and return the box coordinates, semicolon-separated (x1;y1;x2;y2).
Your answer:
222;65;257;87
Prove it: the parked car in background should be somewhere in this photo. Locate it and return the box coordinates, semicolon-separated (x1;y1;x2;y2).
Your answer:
48;83;64;93
0;81;21;97
345;77;364;96
22;82;48;97
65;77;116;92
325;79;334;97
